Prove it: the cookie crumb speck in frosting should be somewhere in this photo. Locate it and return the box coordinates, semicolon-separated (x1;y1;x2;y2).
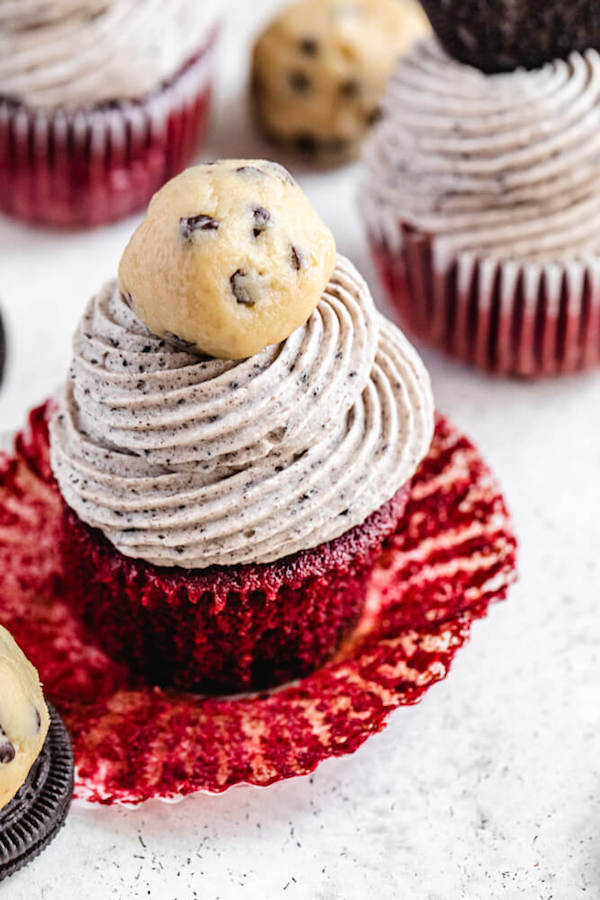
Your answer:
118;160;337;359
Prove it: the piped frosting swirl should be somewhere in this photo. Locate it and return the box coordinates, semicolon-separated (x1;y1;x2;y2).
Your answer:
50;255;433;568
0;0;218;110
362;39;600;269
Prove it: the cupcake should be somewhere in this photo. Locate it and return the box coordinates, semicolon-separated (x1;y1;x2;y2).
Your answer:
361;39;600;377
48;159;434;693
0;626;73;880
251;0;429;166
0;0;220;227
420;0;600;73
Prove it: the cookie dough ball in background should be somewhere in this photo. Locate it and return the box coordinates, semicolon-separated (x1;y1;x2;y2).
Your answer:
0;626;50;809
119;160;337;359
420;0;600;73
251;0;430;166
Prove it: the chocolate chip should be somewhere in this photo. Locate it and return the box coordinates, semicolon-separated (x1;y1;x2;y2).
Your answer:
339;79;359;97
324;136;349;155
0;742;15;764
366;106;382;126
230;269;255;306
289;70;310;92
35;708;41;730
164;331;197;352
236;165;265;176
180;214;219;241
290;245;302;271
238;162;294;185
252;206;271;238
299;37;319;55
251;73;264;95
295;132;317;155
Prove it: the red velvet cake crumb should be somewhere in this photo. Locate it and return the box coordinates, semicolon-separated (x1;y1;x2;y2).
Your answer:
0;402;517;804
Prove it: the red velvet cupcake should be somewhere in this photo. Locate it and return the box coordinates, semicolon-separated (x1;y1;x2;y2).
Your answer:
361;39;600;377
0;1;220;227
49;160;434;692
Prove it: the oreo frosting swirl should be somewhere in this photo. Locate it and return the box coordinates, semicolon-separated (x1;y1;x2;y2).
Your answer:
362;39;600;270
0;0;218;110
50;255;433;568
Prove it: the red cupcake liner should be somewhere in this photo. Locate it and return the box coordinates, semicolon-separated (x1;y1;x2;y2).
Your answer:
0;402;516;805
61;486;409;693
0;29;217;228
370;227;600;377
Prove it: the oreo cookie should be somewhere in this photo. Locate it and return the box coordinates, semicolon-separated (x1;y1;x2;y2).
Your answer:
0;704;73;882
420;0;600;72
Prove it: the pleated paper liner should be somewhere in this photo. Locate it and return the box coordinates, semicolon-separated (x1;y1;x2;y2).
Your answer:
0;28;218;228
0;704;74;881
370;227;600;376
0;402;516;805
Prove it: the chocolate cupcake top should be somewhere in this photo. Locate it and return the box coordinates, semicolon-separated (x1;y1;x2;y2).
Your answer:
50;255;433;568
420;0;600;74
0;0;219;110
361;40;600;270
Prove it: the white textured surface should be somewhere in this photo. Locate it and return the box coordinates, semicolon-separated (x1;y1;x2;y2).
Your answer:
1;2;599;898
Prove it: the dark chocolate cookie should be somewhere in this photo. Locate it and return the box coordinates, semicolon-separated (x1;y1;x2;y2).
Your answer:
421;0;600;72
0;704;74;882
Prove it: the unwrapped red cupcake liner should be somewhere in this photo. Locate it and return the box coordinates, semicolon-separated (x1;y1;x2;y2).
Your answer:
369;227;600;377
60;486;408;693
0;402;516;805
0;29;218;228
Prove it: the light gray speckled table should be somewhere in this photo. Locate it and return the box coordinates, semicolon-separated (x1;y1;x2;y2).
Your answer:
1;3;599;898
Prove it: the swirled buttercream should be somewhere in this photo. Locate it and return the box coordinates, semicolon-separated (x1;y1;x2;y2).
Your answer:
0;0;219;109
49;255;433;568
361;39;600;269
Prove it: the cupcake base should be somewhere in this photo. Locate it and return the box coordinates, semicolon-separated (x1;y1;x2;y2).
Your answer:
61;488;409;694
370;228;600;377
0;402;516;804
0;29;217;228
0;704;73;881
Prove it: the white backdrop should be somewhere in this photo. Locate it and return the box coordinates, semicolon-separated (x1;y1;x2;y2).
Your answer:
1;3;599;898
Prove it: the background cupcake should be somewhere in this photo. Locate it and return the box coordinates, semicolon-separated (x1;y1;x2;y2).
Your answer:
48;160;434;692
0;0;221;227
361;38;600;376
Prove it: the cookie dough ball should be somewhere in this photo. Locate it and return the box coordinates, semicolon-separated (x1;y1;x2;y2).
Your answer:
252;0;430;165
119;160;337;359
0;626;50;809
